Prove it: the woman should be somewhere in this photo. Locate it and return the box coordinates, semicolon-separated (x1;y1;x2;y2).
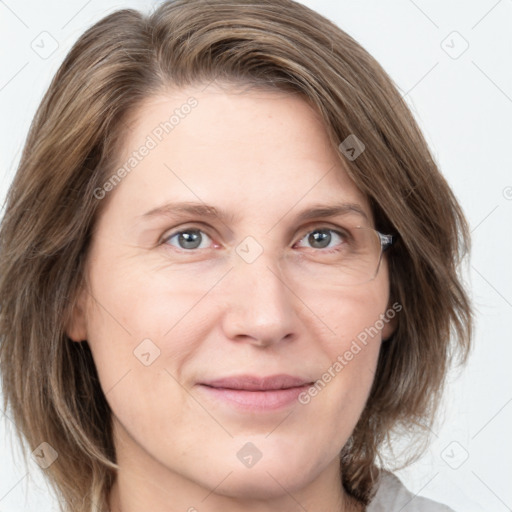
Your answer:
0;1;472;511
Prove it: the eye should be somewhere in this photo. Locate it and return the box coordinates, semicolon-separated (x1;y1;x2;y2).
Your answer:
161;225;350;253
294;227;348;252
163;228;214;251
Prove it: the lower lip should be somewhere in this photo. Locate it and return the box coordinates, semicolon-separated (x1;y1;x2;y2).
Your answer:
198;384;311;411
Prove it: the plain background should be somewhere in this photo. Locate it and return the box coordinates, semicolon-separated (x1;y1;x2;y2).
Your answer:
0;1;511;510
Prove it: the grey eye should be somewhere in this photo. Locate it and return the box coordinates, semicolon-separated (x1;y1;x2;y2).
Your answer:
165;229;212;250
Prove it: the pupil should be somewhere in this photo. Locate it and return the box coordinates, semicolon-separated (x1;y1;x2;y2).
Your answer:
309;230;331;248
179;230;201;249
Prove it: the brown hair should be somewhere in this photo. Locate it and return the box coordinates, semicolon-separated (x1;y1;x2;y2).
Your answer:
0;0;472;510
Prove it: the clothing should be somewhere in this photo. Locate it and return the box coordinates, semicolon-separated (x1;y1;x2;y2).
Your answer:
367;471;455;511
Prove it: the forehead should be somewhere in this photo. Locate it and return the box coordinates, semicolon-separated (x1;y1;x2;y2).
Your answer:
100;84;372;227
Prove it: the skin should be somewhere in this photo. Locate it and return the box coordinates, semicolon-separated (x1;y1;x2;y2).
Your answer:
67;83;396;512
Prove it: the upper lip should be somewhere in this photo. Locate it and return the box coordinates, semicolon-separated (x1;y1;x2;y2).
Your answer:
200;374;313;391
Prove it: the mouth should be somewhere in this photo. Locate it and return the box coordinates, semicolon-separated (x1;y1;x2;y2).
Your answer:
197;374;315;411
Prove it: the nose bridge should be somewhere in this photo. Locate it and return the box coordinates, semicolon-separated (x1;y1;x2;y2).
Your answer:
235;244;291;312
233;233;286;292
220;240;297;344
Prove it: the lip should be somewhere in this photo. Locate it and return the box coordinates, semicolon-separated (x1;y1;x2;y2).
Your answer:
197;374;314;411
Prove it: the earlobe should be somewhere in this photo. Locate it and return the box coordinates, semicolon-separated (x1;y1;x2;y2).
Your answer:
381;307;399;341
65;287;88;342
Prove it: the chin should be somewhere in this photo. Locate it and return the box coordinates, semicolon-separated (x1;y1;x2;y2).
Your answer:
208;466;308;500
186;448;326;501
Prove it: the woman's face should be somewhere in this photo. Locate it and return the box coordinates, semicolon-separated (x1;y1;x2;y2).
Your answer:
68;84;395;506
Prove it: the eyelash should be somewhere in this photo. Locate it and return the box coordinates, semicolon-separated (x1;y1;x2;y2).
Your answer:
160;224;349;254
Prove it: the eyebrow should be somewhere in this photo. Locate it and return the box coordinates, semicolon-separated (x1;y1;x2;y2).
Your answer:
139;201;368;225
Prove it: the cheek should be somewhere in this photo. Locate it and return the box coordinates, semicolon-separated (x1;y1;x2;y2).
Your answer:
83;259;221;432
84;256;220;358
299;277;389;417
306;274;390;356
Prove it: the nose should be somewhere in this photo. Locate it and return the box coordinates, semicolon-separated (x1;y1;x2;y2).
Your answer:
220;253;298;348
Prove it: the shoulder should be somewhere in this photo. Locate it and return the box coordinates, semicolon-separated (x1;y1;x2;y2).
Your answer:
367;470;455;512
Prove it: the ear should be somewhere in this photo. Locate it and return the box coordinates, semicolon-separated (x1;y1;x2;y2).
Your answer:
381;302;400;341
65;286;88;342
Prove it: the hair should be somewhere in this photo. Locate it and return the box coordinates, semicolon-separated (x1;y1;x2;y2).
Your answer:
0;0;472;510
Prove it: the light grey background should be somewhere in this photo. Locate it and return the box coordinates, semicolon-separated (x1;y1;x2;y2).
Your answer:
1;0;511;510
